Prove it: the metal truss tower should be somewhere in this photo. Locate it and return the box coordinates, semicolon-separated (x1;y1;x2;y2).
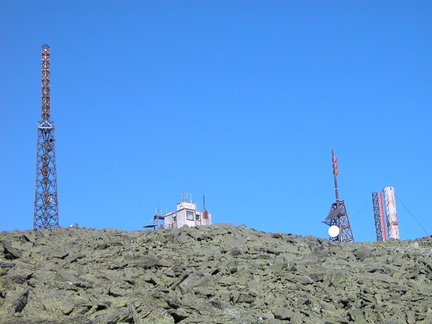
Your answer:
323;150;354;242
372;192;387;242
33;44;59;229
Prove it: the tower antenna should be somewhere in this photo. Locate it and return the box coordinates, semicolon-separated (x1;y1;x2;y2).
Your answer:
323;150;354;242
383;187;400;239
332;149;340;201
33;44;60;229
372;192;387;241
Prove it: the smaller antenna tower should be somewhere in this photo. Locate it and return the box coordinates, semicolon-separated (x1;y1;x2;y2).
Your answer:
323;150;354;242
383;186;400;239
372;192;387;241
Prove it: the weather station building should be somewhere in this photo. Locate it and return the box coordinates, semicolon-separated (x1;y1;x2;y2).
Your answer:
164;195;212;229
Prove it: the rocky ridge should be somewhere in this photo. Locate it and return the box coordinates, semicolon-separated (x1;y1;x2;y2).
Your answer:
1;223;432;323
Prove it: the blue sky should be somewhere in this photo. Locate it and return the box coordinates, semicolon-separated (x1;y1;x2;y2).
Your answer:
1;1;431;242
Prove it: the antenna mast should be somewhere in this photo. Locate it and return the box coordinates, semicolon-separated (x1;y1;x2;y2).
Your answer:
332;149;339;201
33;44;60;229
372;192;387;241
323;150;354;242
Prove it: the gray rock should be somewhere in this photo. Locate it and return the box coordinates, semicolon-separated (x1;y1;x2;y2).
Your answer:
2;241;21;260
0;226;431;323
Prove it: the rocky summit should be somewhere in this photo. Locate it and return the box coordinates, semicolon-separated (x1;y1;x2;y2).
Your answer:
1;224;432;324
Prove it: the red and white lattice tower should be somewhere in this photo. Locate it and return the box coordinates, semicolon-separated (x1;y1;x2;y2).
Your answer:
33;44;60;229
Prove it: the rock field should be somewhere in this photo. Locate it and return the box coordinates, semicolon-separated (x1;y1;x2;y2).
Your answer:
1;223;432;323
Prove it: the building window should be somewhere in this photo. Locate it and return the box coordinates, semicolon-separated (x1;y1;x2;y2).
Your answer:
186;210;194;221
196;214;200;220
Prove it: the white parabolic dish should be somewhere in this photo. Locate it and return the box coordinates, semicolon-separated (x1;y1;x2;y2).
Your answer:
328;225;340;238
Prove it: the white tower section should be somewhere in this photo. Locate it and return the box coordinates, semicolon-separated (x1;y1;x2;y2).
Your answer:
383;186;400;239
164;195;212;229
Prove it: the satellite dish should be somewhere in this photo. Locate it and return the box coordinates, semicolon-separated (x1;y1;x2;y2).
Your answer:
328;225;340;238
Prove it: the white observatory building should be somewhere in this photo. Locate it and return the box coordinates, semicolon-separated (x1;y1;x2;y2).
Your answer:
164;194;212;229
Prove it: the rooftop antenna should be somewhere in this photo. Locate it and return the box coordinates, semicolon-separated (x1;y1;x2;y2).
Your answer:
33;44;60;229
202;195;209;219
323;150;354;242
143;206;165;230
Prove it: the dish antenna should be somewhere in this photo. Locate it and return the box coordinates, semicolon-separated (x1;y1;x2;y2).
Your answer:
328;225;340;238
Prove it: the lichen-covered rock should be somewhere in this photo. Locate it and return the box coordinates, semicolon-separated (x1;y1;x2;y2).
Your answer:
0;224;431;323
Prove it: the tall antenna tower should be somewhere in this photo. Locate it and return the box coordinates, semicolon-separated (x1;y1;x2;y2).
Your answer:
323;150;354;242
33;44;59;229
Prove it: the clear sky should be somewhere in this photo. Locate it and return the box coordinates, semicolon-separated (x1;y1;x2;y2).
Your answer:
1;1;431;242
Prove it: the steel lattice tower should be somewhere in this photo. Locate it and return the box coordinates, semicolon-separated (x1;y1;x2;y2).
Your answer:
323;150;354;242
33;44;59;229
372;192;387;242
